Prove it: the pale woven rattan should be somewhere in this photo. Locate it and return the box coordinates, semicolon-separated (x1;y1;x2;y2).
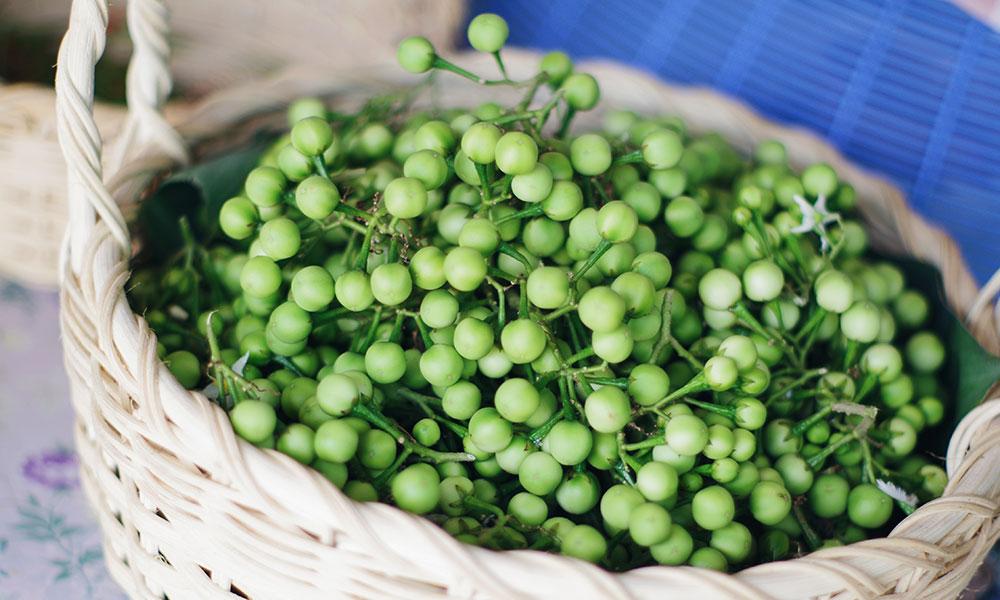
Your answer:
0;0;463;289
0;84;126;287
56;1;1000;598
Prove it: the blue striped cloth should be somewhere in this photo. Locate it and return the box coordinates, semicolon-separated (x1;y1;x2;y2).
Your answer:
468;0;1000;284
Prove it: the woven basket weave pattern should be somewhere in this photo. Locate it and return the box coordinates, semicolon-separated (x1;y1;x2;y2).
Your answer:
54;2;999;597
0;0;464;289
0;84;126;287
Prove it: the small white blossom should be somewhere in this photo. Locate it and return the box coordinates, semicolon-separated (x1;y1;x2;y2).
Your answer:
231;352;251;376
876;479;918;509
791;194;840;252
166;304;189;321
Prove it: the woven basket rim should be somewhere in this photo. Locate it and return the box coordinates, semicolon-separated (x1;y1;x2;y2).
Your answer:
59;49;1000;599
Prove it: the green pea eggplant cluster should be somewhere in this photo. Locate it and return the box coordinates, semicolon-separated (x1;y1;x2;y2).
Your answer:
127;13;950;573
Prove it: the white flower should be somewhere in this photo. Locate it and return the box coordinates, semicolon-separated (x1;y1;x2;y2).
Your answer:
791;194;840;252
231;351;251;376
876;479;918;509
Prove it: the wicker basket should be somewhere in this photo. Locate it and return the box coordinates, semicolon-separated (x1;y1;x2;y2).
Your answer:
0;84;126;287
0;0;463;289
56;2;1000;598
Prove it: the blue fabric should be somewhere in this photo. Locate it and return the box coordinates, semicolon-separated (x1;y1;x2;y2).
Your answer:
468;0;1000;284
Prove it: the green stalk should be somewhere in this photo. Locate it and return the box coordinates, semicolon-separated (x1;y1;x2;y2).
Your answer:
562;373;584;420
487;276;507;334
648;371;709;411
372;448;412;489
584;376;628;389
498;242;533;272
542;302;579;322
616;432;640;484
386;218;401;263
842;339;860;370
518;279;530;319
793;504;822;550
204;311;255;409
853;372;879;403
670;337;705;370
487;111;541;127
613;460;636;486
683;397;736;420
515;72;547;112
412;314;434;348
564;346;594;366
312;156;330;179
272;355;305;377
860;439;878;485
492;50;508;79
765;368;827;405
806;430;861;470
475;162;493;204
611;150;643;166
622;435;665;452
731;302;795;357
570;239;613;283
312;306;355;328
334;203;371;220
647;290;677;366
591;177;612;205
435;416;470;438
791;404;833;437
557;106;577;138
487;266;516;282
351;403;475;463
493;203;544;225
354;211;383;270
783;236;811;283
355;305;384;353
528;407;567;447
388;311;406;343
462;495;505;519
431;56;487;84
535;90;564;131
795;308;828;343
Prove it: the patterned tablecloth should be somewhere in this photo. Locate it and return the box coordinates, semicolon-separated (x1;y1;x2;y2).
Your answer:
0;281;124;599
0;285;996;599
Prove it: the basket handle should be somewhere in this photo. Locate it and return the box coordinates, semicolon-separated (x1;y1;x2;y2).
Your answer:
55;0;185;274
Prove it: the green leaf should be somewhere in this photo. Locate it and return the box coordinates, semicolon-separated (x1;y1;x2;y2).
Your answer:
137;140;270;260
884;255;1000;433
79;547;103;564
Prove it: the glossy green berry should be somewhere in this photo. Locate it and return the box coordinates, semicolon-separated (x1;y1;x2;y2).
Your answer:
295;176;340;220
570;133;612;176
642;128;683;170
385;177;428;219
467;13;509;53
245;166;287;208
397;36;436;74
562;73;600;111
495;132;538;175
291;117;333;156
539;51;573;86
462;122;503;164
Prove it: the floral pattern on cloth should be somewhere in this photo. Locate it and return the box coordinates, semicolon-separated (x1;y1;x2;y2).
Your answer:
0;280;124;600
